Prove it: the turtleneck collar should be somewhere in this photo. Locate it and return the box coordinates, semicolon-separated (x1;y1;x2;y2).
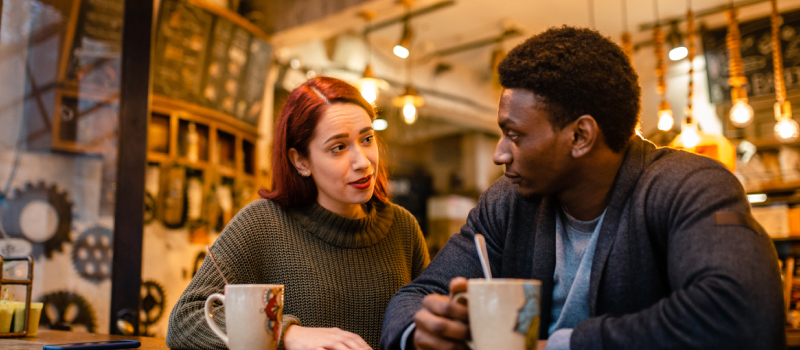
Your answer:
289;201;395;248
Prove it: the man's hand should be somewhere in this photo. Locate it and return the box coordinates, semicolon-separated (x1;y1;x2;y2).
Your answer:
283;325;372;350
413;277;470;350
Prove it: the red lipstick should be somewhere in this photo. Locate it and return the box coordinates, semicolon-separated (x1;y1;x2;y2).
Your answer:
349;175;372;190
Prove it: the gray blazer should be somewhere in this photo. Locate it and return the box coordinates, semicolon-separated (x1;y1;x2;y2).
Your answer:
381;137;785;350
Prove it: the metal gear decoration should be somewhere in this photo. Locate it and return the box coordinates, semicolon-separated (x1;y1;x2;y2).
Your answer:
72;226;113;282
140;280;166;335
2;181;73;259
39;291;97;333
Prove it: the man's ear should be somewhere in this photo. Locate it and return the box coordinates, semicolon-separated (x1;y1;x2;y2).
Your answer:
289;148;310;175
570;115;599;158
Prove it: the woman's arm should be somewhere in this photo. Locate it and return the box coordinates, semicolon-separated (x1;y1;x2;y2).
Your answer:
411;216;431;279
166;204;265;349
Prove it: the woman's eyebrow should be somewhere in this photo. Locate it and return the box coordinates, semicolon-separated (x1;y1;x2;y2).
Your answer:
324;126;374;143
323;133;348;143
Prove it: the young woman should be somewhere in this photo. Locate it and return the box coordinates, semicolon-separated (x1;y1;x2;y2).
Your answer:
166;77;430;350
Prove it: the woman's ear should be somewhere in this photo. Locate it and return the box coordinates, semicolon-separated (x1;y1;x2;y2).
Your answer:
289;148;310;176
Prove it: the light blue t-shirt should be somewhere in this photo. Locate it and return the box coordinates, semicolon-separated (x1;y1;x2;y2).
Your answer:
546;206;606;350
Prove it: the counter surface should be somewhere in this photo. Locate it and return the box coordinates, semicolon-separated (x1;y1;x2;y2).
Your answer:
0;329;167;349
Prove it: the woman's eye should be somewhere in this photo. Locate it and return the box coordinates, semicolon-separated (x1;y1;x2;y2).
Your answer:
363;136;373;144
331;145;345;153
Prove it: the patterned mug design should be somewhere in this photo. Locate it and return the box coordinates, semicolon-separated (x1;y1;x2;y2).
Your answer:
262;287;284;340
515;284;539;350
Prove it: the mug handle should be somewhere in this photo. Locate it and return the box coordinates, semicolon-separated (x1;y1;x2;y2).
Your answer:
204;293;229;346
451;292;475;350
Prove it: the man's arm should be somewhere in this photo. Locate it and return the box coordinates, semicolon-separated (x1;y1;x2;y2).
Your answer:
381;179;516;350
571;165;785;349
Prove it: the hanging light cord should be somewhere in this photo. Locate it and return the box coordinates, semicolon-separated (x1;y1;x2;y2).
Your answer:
772;0;785;104
622;0;628;32
686;1;695;122
653;0;667;105
653;0;660;27
726;8;746;89
363;17;372;67
621;0;633;59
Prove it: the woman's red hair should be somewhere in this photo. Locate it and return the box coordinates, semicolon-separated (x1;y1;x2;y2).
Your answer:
259;76;390;208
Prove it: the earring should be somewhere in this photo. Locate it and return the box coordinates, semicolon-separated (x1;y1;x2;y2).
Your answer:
301;171;309;177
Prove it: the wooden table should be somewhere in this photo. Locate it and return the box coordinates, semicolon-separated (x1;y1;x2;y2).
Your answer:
0;329;168;349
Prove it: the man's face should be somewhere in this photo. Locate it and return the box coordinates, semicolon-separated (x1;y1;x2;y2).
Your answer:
493;89;574;198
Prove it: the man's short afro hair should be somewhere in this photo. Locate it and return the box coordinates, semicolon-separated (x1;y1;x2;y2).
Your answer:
498;26;641;153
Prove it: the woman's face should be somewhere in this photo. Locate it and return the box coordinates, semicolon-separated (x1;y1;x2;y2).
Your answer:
291;103;379;216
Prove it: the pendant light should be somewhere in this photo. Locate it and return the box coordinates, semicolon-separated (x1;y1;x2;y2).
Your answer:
621;0;634;60
358;11;385;105
394;86;424;124
770;0;798;142
654;0;673;131
726;3;755;128
669;0;736;170
667;22;688;61
622;0;637;143
393;51;424;124
678;5;700;149
393;1;414;59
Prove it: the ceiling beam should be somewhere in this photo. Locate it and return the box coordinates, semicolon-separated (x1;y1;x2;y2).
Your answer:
364;0;456;35
638;0;769;31
426;28;522;58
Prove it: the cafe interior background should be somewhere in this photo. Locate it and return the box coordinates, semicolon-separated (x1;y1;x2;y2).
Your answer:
3;0;800;339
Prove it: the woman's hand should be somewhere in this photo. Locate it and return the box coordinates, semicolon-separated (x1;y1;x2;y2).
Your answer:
283;325;372;350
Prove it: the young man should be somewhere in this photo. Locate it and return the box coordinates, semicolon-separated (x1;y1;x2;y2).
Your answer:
381;26;784;350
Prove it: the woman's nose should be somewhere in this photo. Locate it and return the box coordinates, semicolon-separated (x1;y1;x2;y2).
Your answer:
352;148;371;170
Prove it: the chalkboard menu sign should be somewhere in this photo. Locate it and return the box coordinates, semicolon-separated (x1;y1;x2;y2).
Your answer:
201;19;249;115
153;0;272;127
703;9;800;104
238;39;272;125
153;0;214;103
65;0;124;88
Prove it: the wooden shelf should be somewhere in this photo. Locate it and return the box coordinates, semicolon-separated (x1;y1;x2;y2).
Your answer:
772;236;800;242
147;152;171;163
183;0;271;42
217;166;236;178
152;94;258;137
747;180;800;194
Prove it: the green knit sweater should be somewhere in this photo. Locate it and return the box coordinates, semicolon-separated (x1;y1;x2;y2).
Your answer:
165;199;430;349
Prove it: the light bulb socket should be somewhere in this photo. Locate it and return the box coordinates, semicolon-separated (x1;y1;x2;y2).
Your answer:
666;22;683;49
393;86;425;108
775;100;793;120
731;87;749;101
397;21;413;51
363;64;374;79
729;77;748;89
658;101;671;113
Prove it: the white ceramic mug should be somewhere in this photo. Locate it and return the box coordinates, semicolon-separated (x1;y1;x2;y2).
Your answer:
453;279;541;350
204;284;284;350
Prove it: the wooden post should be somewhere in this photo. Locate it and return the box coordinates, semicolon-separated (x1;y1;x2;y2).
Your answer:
110;0;153;335
786;257;795;313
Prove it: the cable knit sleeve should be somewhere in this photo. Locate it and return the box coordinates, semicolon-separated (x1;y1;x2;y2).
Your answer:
165;201;268;350
411;214;430;280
